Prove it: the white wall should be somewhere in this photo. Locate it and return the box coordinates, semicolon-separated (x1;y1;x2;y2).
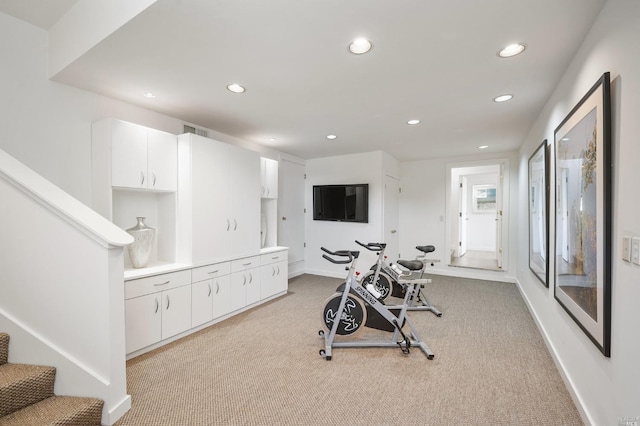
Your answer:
400;152;519;281
305;151;399;277
516;0;640;424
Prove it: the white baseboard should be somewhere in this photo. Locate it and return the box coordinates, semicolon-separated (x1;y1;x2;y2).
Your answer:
513;278;593;426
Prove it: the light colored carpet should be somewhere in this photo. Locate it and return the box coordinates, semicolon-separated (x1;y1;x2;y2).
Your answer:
115;274;583;425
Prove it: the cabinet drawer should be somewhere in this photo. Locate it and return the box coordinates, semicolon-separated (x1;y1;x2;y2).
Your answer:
192;262;231;283
261;250;288;265
125;270;191;300
231;255;260;272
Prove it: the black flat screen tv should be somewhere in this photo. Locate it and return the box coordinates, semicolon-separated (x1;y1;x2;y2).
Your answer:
313;184;369;223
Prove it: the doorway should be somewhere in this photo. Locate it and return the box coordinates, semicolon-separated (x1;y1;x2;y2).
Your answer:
447;160;508;272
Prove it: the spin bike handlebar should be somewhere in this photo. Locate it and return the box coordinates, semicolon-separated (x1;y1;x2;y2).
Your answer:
321;247;359;264
355;240;386;252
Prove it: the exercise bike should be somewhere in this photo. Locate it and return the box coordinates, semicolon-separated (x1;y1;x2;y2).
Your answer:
358;242;442;316
318;247;435;361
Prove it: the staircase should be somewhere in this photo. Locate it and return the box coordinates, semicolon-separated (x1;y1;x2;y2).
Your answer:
0;333;104;425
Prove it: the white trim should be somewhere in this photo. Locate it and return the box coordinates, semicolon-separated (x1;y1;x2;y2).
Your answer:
514;278;593;426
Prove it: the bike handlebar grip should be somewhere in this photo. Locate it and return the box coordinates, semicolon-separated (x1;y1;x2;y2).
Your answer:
322;253;352;264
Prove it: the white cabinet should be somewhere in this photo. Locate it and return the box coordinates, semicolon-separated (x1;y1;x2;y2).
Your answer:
191;262;231;327
124;270;191;354
260;158;278;199
230;255;261;312
260;250;288;299
105;119;177;191
92;118;178;269
177;133;261;264
161;285;192;339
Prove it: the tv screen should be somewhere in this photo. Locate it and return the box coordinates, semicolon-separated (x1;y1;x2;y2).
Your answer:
313;184;369;223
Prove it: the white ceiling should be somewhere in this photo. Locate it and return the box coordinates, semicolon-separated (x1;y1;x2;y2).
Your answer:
1;0;607;161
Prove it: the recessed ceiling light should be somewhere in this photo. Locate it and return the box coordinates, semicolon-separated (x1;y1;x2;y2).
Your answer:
493;94;513;102
498;43;526;58
326;134;337;140
268;138;276;142
227;83;246;93
143;92;156;98
407;119;421;125
349;38;372;54
478;145;489;149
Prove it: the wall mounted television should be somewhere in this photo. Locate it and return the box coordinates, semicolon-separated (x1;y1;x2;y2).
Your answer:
313;184;369;223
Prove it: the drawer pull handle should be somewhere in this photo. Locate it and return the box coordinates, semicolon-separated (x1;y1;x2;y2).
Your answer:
154;281;170;286
155;297;159;313
272;256;279;260
207;270;220;275
242;276;246;286
249;273;253;283
208;283;212;297
166;295;170;310
216;282;220;294
277;265;280;275
272;266;276;276
243;262;252;266
233;219;238;231
226;219;230;231
152;172;157;186
140;171;145;185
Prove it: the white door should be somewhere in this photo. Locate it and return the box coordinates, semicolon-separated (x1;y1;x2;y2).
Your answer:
278;160;305;266
384;175;400;260
458;176;468;257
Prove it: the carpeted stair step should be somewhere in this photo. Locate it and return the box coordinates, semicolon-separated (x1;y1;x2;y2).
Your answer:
0;395;104;425
0;363;56;417
0;333;8;365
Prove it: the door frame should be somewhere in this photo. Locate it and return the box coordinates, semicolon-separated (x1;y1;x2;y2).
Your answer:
446;158;510;271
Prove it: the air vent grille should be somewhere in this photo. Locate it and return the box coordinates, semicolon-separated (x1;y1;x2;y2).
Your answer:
183;125;208;137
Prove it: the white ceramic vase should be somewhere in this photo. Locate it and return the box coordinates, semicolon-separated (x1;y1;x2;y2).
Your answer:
126;217;155;268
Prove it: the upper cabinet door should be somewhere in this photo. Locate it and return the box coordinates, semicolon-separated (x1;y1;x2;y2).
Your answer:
147;128;177;191
111;120;147;189
260;158;278;199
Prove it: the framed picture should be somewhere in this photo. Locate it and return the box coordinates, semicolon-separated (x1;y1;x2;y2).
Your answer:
472;184;497;213
553;72;612;357
529;140;548;287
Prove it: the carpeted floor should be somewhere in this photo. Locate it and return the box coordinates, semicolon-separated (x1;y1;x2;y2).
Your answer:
115;274;583;425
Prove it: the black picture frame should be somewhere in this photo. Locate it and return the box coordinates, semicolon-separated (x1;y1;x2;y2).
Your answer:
553;72;612;357
529;140;549;287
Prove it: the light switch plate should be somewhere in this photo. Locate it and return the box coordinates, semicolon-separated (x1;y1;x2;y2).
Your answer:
632;237;640;265
622;236;631;262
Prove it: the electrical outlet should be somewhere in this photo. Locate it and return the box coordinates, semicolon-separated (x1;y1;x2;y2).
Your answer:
632;237;640;265
622;236;631;262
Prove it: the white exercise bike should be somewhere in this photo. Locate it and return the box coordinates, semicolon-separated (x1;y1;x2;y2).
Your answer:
318;247;435;361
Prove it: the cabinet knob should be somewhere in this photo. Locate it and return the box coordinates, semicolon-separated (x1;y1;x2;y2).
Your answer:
282;217;287;221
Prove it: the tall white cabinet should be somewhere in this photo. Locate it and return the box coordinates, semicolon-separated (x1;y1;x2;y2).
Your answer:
92;119;287;359
177;133;261;264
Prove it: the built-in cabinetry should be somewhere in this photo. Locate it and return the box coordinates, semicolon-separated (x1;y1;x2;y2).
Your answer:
124;270;191;354
261;157;278;199
177;133;261;264
191;262;231;327
124;248;287;358
110;120;177;191
92;118;178;268
92;118;287;359
260;251;288;299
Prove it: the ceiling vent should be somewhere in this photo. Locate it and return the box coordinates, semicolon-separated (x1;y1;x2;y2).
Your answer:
183;124;208;138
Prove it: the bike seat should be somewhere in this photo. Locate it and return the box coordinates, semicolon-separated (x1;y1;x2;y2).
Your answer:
416;245;435;254
397;259;424;271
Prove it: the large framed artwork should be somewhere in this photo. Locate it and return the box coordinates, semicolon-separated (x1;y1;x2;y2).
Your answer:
554;72;612;357
529;140;548;287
